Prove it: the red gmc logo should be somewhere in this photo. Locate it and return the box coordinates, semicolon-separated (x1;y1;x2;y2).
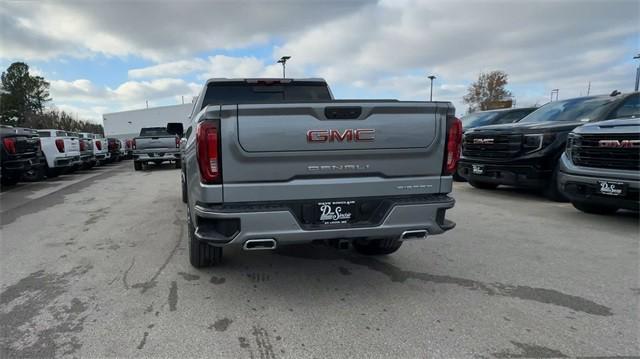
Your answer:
307;129;375;143
598;139;640;148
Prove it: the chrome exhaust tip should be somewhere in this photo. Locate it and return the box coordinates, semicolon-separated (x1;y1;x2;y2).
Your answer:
243;239;277;250
400;229;428;241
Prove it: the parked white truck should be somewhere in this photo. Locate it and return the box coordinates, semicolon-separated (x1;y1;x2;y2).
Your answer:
37;129;81;177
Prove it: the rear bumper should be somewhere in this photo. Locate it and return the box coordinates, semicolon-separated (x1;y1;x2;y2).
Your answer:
457;159;551;188
558;156;640;211
134;150;180;162
192;195;456;247
1;157;42;175
53;156;80;168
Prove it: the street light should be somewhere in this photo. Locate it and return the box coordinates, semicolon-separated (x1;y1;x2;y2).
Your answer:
550;89;559;102
277;56;291;78
634;54;640;91
427;75;436;101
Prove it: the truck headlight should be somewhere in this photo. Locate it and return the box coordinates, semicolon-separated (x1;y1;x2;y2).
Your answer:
565;133;579;161
523;133;555;153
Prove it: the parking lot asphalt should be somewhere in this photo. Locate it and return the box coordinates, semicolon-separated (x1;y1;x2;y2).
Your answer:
0;161;638;358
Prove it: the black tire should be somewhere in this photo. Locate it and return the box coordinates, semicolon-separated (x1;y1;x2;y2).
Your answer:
572;202;618;215
188;207;222;267
1;175;19;186
181;171;188;204
134;161;142;171
45;163;59;178
468;180;499;190
22;166;45;182
543;164;568;202
175;159;182;169
352;238;403;256
453;172;466;182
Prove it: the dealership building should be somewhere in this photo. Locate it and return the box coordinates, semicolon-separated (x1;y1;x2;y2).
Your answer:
103;103;193;140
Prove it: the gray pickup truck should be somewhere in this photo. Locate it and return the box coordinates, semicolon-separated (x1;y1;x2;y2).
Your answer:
132;127;180;171
169;78;461;267
559;117;639;214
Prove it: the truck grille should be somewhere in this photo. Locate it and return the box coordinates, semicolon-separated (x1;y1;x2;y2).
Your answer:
462;133;522;158
570;134;640;171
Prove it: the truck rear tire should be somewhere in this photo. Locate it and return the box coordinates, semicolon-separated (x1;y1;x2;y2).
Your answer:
134;161;142;171
572;202;618;215
468;180;498;190
188;208;222;267
352;238;402;255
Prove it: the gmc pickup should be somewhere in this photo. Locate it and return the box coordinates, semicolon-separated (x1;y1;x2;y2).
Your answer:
132;127;180;170
559;117;639;214
459;92;638;200
169;78;461;268
0;126;43;186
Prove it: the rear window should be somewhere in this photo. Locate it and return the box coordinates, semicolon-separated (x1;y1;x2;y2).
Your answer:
140;128;171;136
201;81;332;109
38;131;51;137
520;96;617;123
56;131;67;137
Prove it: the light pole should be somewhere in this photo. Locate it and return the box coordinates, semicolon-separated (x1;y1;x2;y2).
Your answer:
427;75;436;101
634;54;640;91
550;89;559;102
277;56;291;78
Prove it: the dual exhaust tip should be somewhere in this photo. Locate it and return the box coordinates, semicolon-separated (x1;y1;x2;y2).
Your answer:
242;230;428;250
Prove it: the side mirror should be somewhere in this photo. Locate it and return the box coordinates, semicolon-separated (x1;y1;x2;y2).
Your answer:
167;122;184;138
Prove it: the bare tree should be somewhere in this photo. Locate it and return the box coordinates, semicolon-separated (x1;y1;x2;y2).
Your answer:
463;71;513;113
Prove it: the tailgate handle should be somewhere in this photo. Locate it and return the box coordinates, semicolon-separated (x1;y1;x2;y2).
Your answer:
324;106;362;120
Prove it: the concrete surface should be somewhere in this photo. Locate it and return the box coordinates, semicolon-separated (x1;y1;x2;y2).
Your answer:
1;161;638;358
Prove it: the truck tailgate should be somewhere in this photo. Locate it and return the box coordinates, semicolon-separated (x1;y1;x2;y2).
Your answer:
219;102;449;202
135;137;176;150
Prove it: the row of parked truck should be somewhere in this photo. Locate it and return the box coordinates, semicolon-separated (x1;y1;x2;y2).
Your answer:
457;91;639;215
0;126;133;186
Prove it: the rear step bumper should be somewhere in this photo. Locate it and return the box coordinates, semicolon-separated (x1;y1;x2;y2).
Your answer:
192;196;455;247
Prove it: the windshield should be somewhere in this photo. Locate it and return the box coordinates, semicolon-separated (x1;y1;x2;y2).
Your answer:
461;111;501;128
519;96;617;123
201;81;332;109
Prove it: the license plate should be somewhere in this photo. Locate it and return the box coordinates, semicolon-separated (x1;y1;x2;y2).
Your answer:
472;164;485;175
598;181;626;196
317;200;356;225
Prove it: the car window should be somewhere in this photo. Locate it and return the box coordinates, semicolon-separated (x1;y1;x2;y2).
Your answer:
608;94;639;119
37;131;51;137
56;131;67;137
461;111;501;128
496;109;535;124
519;96;617;123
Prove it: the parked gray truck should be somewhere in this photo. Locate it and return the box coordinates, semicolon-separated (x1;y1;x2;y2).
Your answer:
132;127;180;170
559;117;639;214
169;78;461;267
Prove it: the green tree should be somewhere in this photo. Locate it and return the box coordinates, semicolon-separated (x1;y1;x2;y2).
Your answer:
463;70;512;113
0;62;51;126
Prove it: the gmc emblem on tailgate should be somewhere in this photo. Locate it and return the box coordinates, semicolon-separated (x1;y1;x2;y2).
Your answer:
473;138;494;144
307;129;375;142
598;139;640;148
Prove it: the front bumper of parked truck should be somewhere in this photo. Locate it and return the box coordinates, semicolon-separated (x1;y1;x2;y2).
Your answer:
191;194;456;247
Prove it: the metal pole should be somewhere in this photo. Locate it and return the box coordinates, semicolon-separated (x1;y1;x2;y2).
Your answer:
587;81;591;96
634;54;640;91
282;63;286;78
427;75;436;101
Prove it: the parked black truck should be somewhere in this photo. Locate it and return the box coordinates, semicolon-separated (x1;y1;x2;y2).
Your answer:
461;107;537;131
559;117;639;214
458;92;639;200
1;126;44;186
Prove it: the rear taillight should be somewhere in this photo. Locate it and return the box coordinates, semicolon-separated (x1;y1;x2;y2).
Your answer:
196;120;221;184
95;140;102;150
132;139;136;150
55;138;65;153
3;138;16;154
175;136;180;148
126;139;132;149
443;115;462;175
80;141;86;151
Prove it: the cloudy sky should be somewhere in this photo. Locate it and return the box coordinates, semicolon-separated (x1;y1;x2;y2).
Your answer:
1;0;638;123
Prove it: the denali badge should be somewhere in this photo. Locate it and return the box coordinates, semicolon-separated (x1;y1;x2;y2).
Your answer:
473;138;494;144
598;139;640;148
307;129;375;142
308;164;370;171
